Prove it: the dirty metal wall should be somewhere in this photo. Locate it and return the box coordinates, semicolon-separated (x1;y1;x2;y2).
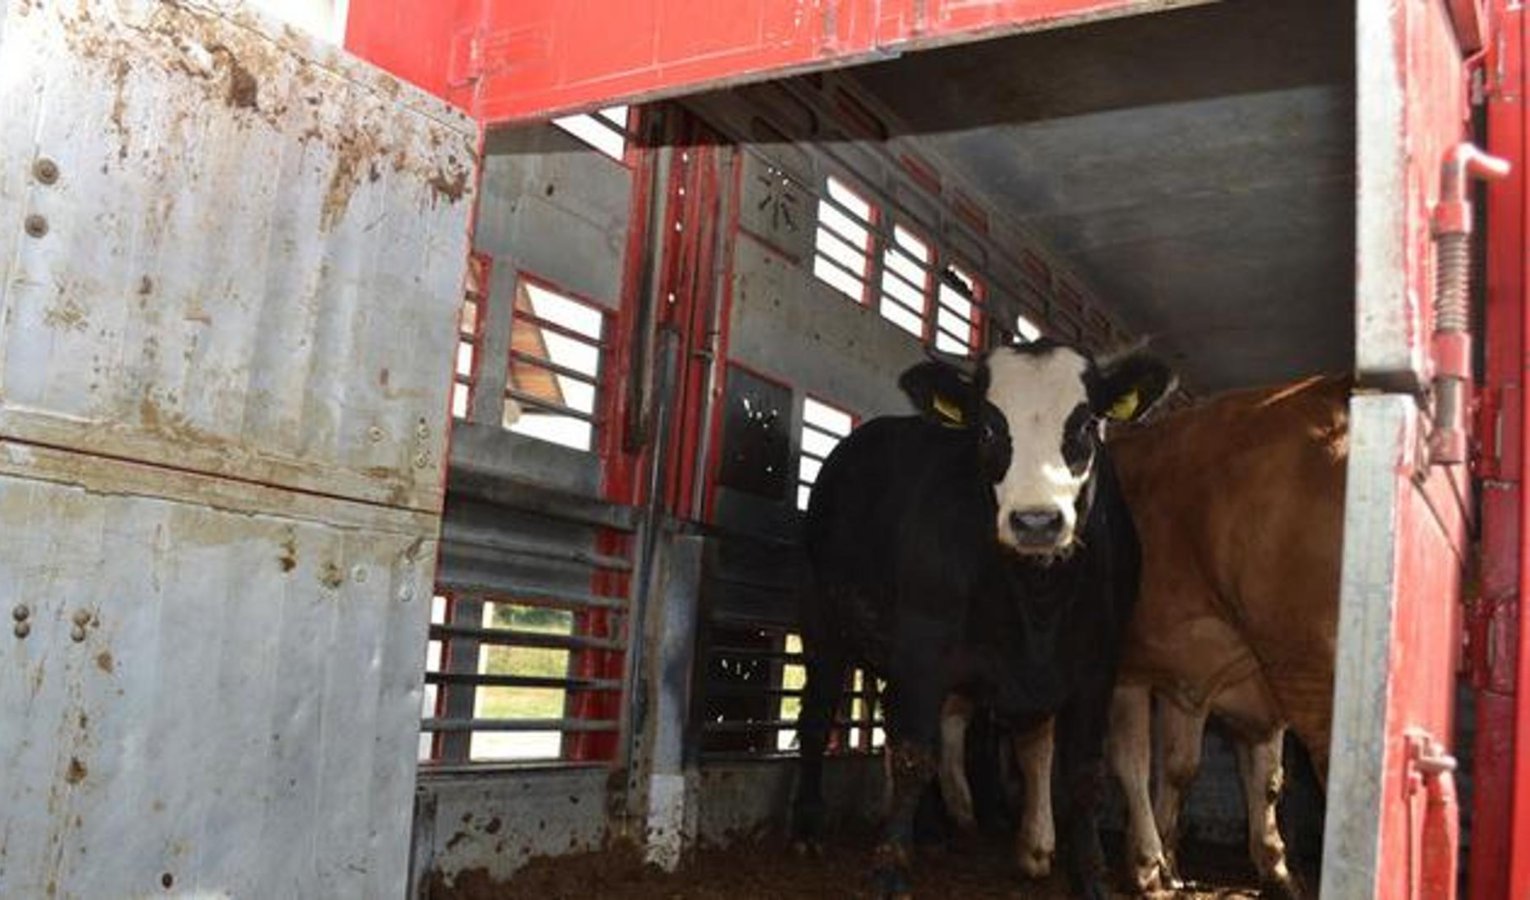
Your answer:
0;2;476;897
0;1;474;515
410;767;613;895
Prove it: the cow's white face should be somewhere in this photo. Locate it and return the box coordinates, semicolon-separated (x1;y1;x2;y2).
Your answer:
985;345;1101;557
897;340;1174;561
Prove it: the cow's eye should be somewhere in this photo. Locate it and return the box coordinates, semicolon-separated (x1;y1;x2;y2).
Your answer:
981;423;996;442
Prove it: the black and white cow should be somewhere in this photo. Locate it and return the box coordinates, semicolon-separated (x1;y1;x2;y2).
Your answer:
791;340;1174;899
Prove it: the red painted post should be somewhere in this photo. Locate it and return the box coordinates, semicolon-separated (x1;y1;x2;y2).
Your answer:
1514;0;1530;884
1473;3;1524;895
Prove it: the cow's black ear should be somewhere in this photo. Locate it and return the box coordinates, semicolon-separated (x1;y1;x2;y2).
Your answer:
899;360;979;428
1090;352;1177;423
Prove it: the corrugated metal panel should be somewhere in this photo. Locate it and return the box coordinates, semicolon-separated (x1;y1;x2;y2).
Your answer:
0;441;437;899
0;0;476;512
0;2;476;897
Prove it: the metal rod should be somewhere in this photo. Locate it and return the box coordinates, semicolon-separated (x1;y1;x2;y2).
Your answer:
430;623;625;652
689;147;736;522
440;522;633;571
508;349;603;386
422;718;620;733
511;309;608;348
443;580;628;612
504;389;603;425
426;672;624;691
701;718;880;733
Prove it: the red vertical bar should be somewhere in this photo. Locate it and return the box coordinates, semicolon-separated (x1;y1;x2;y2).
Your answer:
1513;0;1530;883
1474;3;1524;894
567;115;658;763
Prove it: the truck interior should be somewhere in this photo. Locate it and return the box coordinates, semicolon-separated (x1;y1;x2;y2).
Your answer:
418;0;1373;892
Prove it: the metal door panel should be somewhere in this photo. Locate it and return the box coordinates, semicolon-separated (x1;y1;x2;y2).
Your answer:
0;0;476;512
0;442;436;900
1325;396;1468;899
1354;0;1473;389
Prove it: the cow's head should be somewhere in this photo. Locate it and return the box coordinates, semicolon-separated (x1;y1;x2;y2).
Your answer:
900;340;1175;558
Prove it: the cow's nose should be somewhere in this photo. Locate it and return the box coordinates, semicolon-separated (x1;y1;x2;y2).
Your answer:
1009;508;1064;541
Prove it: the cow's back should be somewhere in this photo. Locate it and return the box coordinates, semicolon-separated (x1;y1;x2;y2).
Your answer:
801;416;994;668
1109;376;1349;773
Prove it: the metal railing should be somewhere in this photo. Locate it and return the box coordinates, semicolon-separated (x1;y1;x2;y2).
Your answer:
422;474;639;766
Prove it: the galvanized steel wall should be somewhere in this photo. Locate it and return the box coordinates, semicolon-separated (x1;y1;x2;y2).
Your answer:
0;1;475;897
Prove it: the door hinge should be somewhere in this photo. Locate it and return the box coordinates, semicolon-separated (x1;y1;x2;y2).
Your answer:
1427;143;1510;465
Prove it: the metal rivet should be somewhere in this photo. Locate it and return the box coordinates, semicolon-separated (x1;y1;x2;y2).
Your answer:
367;426;384;442
413;452;429;469
72;609;91;627
24;214;48;238
415;422;429;439
351;566;368;584
70;625;87;643
11;604;29;622
33;157;59;185
398;585;415;603
14;621;30;638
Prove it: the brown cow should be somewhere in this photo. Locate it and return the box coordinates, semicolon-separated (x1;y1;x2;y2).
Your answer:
940;375;1347;897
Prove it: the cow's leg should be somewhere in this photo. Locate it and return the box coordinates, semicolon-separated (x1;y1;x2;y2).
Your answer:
1236;728;1299;899
874;626;948;899
937;693;977;834
1151;700;1207;882
1107;684;1169;893
1013;717;1056;880
791;644;849;852
1056;695;1113;900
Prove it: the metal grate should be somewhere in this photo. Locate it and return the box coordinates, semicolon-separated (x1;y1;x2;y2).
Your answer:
812;175;876;304
933;263;983;356
421;481;639;765
797;396;854;511
879;223;932;339
699;623;883;760
505;277;608;452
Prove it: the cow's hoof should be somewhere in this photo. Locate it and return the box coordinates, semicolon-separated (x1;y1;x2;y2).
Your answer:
1130;853;1175;894
1016;847;1053;880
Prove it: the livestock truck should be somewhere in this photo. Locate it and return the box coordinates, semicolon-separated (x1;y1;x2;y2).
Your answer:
0;1;1525;897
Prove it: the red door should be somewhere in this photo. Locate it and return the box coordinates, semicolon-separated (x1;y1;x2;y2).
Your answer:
1330;2;1504;899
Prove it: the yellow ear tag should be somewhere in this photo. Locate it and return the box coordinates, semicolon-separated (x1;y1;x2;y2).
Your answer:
1107;388;1141;422
932;394;965;426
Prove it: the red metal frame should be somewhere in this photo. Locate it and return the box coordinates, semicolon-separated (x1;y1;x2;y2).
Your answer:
1505;4;1530;892
1472;2;1527;895
699;153;746;522
569;110;663;763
